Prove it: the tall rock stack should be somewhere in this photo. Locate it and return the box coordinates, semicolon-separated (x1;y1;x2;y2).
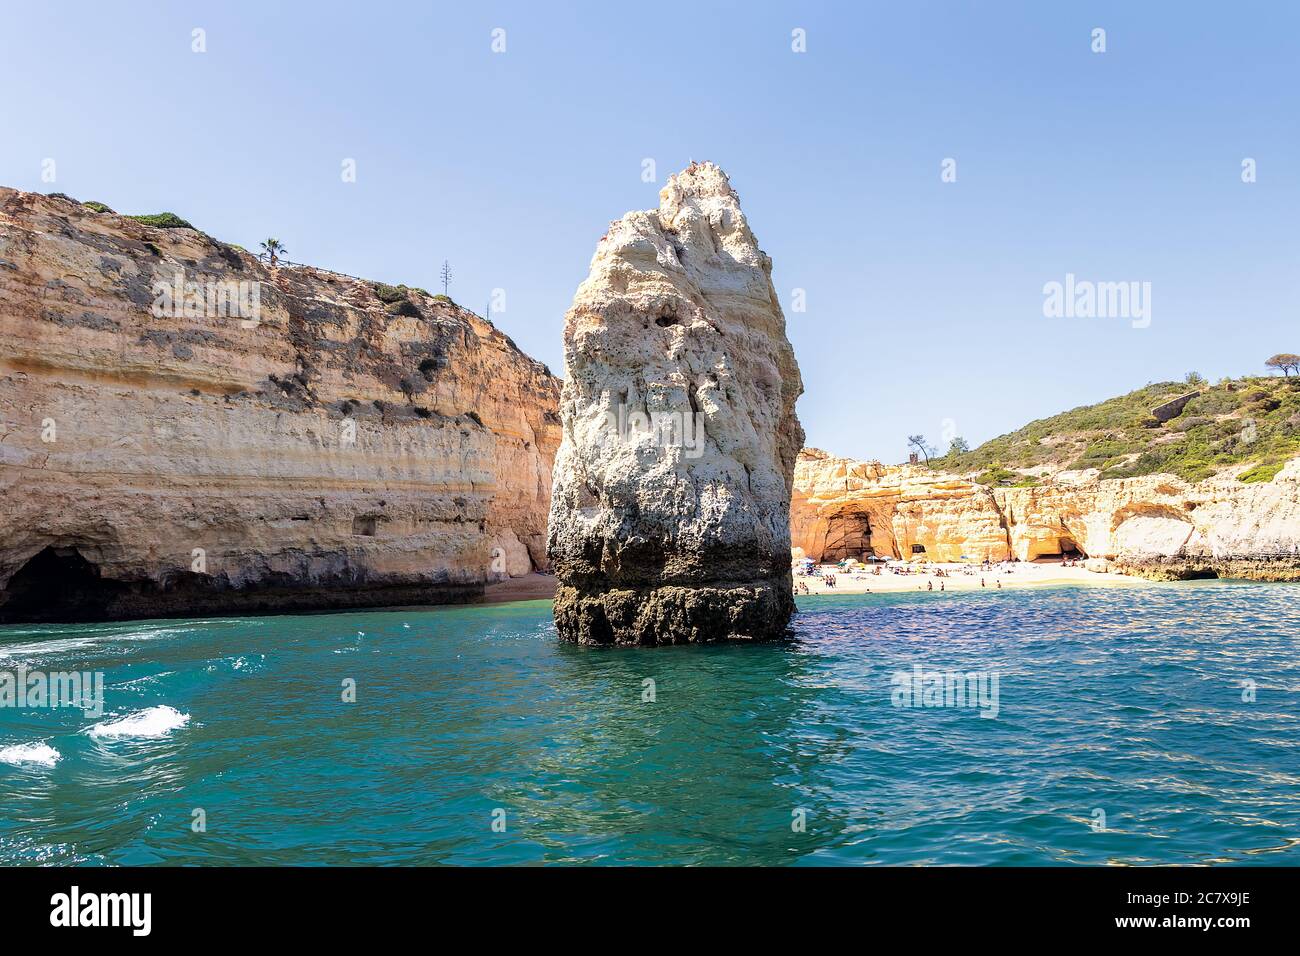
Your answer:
548;162;804;645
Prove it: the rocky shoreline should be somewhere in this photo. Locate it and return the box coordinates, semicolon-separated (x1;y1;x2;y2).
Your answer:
1111;555;1300;582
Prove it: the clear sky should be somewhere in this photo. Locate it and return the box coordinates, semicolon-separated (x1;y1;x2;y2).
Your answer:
3;1;1296;462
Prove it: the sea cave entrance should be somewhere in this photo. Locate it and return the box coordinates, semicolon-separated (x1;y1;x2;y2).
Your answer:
0;546;125;623
820;511;873;563
1028;534;1087;561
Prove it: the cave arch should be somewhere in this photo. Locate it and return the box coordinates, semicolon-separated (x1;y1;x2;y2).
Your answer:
0;547;125;623
820;510;873;562
1026;533;1087;561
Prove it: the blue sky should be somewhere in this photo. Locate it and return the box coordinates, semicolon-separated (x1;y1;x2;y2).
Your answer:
3;1;1296;462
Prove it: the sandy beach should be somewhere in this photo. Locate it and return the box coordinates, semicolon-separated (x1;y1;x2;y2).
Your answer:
483;563;1144;605
483;573;559;603
795;561;1144;595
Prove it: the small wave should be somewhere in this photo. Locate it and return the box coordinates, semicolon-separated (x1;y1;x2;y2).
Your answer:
0;624;197;664
0;617;269;665
0;742;61;767
206;655;264;673
87;705;191;739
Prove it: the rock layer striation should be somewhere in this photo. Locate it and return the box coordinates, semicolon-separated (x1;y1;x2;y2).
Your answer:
0;188;560;622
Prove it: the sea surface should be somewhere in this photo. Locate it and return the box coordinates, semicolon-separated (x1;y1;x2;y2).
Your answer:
1;581;1298;866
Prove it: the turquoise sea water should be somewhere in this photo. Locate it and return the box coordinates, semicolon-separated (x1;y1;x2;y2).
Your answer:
0;582;1297;866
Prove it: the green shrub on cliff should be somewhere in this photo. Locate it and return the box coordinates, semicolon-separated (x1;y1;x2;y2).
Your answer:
974;466;1038;487
82;200;115;214
128;212;194;229
374;283;408;304
1238;461;1284;483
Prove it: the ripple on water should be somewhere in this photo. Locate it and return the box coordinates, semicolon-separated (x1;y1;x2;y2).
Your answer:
0;582;1297;865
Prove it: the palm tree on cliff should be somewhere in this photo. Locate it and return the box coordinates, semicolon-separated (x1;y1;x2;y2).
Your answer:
260;238;288;268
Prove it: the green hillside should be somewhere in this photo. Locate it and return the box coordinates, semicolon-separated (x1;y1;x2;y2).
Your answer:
939;376;1300;485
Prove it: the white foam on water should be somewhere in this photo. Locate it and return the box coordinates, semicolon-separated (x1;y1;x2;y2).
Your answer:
0;624;199;664
0;741;61;767
211;655;263;672
87;705;191;739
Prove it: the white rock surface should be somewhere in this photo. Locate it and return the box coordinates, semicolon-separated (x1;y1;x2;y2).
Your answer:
548;163;804;644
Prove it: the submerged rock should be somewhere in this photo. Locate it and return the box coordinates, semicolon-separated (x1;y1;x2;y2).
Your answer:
548;163;804;645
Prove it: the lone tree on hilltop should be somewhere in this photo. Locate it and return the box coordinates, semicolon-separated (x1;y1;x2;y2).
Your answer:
947;436;970;455
440;260;452;295
260;238;287;267
907;434;933;465
1265;353;1300;377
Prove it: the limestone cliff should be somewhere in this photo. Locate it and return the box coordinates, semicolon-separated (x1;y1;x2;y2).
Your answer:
792;448;1300;580
547;163;804;645
792;450;1010;564
0;188;561;622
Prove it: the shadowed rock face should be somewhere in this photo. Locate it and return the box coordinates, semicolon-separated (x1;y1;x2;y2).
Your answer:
547;163;804;645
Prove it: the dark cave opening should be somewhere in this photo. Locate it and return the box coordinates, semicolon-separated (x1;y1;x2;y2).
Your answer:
0;547;125;624
0;544;488;625
820;512;873;563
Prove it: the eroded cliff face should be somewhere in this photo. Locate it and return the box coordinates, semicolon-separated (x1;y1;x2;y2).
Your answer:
792;450;1010;563
547;163;804;645
993;470;1300;580
792;448;1300;580
0;188;561;622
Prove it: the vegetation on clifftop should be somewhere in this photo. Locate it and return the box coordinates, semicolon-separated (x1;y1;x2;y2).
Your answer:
939;374;1300;484
974;465;1039;488
373;283;407;304
127;212;194;229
